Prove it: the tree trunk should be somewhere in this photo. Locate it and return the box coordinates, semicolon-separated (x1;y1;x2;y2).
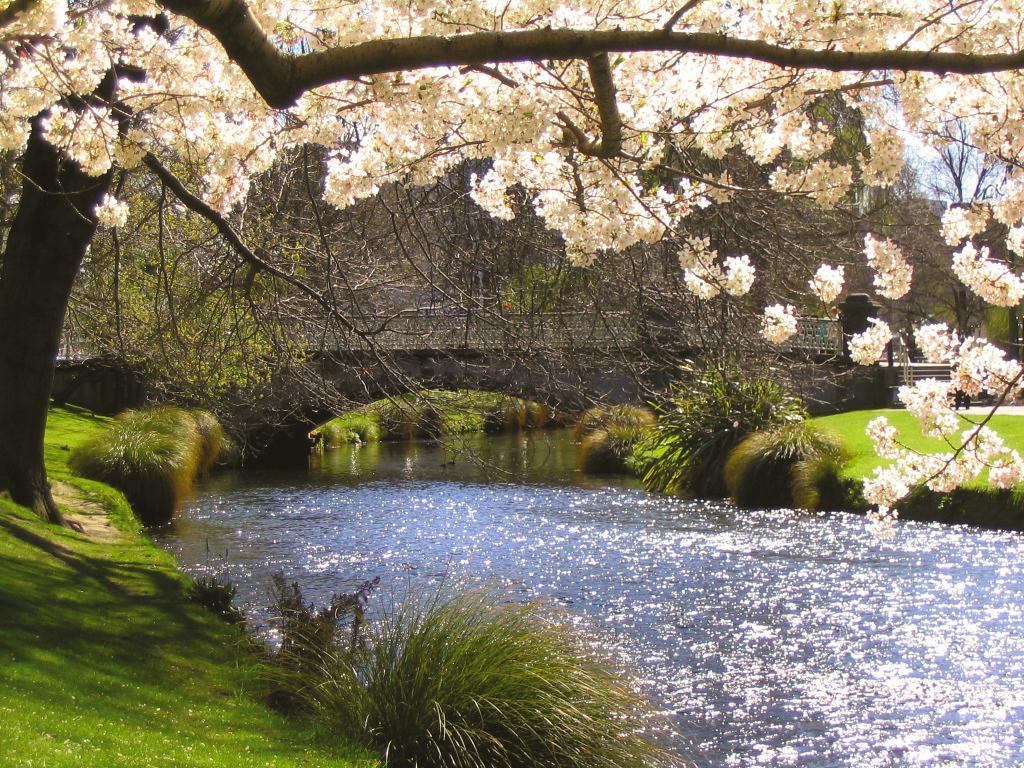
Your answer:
0;115;111;522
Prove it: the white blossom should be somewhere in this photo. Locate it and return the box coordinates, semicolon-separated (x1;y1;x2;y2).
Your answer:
94;194;129;228
723;254;755;297
951;242;1024;307
761;304;797;344
808;263;844;304
863;234;912;300
849;318;892;365
914;323;960;364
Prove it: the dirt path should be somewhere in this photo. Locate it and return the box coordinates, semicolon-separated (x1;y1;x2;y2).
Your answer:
51;480;123;542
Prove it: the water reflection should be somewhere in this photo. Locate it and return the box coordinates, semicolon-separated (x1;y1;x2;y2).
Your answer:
156;431;1024;767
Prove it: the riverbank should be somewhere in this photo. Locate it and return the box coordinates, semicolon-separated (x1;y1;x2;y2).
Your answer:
811;408;1024;529
311;389;559;446
0;406;373;768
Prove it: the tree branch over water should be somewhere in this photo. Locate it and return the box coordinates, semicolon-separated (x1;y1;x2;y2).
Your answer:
157;0;1024;108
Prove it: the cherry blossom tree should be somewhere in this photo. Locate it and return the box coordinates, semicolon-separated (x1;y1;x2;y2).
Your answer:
2;0;1024;522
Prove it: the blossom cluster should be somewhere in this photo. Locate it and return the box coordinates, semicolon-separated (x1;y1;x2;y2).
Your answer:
950;242;1024;307
848;318;892;366
761;304;797;344
808;263;845;304
863;234;912;300
94;195;129;228
677;237;755;299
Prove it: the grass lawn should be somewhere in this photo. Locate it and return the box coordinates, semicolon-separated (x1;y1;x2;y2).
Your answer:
0;406;374;768
811;408;1024;482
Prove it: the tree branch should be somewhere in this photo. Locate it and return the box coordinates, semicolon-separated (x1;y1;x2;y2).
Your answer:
157;0;1024;109
142;153;369;338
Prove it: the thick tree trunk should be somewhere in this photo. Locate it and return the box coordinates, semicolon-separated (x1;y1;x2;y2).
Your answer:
0;116;111;522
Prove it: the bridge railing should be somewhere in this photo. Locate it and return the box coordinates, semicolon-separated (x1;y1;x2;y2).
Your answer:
313;313;843;355
330;312;637;352
59;313;844;360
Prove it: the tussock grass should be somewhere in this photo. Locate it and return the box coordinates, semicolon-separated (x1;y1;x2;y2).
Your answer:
275;588;673;768
724;421;849;510
640;359;805;497
579;424;651;475
574;405;656;476
68;406;224;524
574;404;656;441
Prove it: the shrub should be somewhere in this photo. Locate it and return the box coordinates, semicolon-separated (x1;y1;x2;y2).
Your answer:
376;396;444;440
264;573;378;714
278;587;671;768
482;395;528;433
69;406;224;524
525;400;554;428
641;359;805;497
724;422;849;509
191;409;225;475
187;574;244;624
312;390;558;445
314;411;382;447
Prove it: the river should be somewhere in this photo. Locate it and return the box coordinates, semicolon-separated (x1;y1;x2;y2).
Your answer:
154;430;1024;767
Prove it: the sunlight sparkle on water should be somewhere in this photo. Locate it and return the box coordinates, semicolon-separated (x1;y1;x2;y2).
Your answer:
156;435;1024;768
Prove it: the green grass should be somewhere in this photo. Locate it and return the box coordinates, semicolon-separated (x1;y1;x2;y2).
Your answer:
0;406;374;768
311;390;558;446
810;408;1024;483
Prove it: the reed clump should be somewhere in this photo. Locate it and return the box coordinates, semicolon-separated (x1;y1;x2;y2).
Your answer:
69;406;224;524
724;421;849;510
575;405;656;476
265;582;673;768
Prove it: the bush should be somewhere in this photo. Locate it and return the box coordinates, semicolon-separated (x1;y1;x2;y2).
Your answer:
376;396;445;440
312;390;558;445
790;455;863;512
191;409;226;475
268;585;671;768
264;573;378;714
69;406;224;524
641;359;805;497
575;405;656;476
724;422;849;509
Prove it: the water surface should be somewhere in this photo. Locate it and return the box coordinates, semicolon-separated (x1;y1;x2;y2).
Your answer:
155;431;1024;767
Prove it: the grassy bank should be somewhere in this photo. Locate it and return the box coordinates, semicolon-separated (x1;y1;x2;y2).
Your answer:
811;408;1024;529
810;408;1024;483
0;406;373;768
311;389;558;446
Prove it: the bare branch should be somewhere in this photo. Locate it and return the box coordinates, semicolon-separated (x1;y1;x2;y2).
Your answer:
663;0;704;32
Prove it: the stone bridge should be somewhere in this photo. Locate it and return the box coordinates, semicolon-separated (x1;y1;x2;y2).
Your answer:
55;312;846;413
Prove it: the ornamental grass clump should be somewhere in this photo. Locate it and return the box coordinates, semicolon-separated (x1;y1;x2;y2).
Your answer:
724;421;849;510
575;404;656;476
641;358;805;497
579;424;651;475
69;406;223;524
269;585;671;768
574;404;656;441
